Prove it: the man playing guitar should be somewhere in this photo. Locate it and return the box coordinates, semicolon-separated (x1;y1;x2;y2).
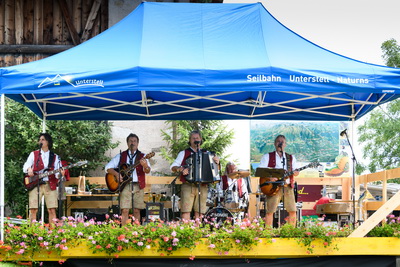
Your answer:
23;133;65;224
105;133;151;225
259;135;299;227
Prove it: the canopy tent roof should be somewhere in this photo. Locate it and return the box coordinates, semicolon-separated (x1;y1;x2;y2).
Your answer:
1;2;400;121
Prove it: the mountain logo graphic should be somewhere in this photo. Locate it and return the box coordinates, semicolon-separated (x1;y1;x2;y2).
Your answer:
38;74;104;88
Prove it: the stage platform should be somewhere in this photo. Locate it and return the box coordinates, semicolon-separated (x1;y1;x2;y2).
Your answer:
1;238;399;262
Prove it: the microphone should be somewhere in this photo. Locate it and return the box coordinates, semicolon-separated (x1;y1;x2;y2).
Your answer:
39;143;43;149
340;129;347;137
194;140;201;145
278;142;283;148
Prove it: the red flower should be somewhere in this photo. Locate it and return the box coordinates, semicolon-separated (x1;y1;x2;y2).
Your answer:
114;254;119;258
151;228;156;232
95;245;102;249
117;234;125;241
305;232;312;236
167;247;172;251
117;245;123;251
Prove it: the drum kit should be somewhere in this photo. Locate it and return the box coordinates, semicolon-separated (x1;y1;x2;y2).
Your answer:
204;170;250;224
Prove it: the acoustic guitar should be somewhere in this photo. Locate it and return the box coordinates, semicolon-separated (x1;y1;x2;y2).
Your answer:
259;161;319;196
105;152;155;193
23;160;88;191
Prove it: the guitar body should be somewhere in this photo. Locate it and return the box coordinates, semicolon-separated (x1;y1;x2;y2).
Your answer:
258;161;320;197
259;177;281;196
105;152;155;193
23;170;50;191
23;160;88;191
105;167;131;193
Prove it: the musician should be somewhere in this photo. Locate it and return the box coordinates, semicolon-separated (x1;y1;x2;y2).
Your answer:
105;133;151;225
220;162;249;212
23;133;65;224
259;135;299;227
170;130;220;220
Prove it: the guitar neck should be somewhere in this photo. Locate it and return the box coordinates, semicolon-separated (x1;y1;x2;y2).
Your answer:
282;164;310;179
37;163;80;179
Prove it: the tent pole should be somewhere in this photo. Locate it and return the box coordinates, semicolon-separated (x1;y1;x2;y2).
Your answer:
351;118;357;226
1;94;5;240
40;104;47;224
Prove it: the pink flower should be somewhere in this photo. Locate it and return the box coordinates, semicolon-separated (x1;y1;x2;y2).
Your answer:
16;249;24;255
138;242;144;246
305;232;312;236
235;239;241;243
271;239;277;243
171;231;177;237
208;244;216;248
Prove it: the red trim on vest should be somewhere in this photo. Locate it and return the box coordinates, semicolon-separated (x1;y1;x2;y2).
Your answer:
179;149;193;183
120;150;146;189
222;175;229;190
267;151;295;187
222;175;243;197
33;150;58;191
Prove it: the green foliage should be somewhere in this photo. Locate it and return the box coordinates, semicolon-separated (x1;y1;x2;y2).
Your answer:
357;100;400;173
160;120;234;165
4;98;118;216
381;39;400;68
356;39;400;174
368;214;400;237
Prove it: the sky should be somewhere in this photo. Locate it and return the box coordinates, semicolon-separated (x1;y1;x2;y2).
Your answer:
224;0;400;167
227;0;400;65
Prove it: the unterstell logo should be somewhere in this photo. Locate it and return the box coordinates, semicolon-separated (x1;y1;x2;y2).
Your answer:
38;74;104;88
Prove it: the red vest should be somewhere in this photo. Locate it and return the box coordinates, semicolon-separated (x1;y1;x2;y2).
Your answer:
33;150;58;191
120;150;146;189
267;151;294;188
222;175;243;197
179;149;193;183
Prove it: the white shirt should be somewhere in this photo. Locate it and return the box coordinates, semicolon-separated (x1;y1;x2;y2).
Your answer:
170;148;196;170
105;150;151;182
259;151;298;170
23;150;62;181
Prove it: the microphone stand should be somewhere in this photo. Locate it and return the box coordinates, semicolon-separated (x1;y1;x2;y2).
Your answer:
342;131;358;227
169;174;180;221
280;152;286;226
35;147;42;223
196;142;202;219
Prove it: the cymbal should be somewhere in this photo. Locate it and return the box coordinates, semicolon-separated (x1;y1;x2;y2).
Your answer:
228;170;250;179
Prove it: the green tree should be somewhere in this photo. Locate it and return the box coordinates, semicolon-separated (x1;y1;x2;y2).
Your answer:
4;98;118;216
357;38;400;175
160;120;234;166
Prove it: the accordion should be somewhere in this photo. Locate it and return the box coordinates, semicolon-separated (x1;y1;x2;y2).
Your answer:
185;151;220;183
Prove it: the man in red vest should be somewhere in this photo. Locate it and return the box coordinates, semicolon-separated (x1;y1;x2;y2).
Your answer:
106;133;151;225
259;135;299;227
170;130;219;221
23;133;65;224
220;162;249;212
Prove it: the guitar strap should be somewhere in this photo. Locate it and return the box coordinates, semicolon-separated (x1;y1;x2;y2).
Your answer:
48;151;55;169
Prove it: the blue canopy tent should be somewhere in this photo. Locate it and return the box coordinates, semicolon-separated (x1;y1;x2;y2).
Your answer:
1;2;400;239
1;2;399;121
